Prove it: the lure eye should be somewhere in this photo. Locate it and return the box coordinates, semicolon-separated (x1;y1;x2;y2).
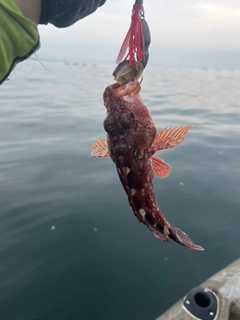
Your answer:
119;113;131;129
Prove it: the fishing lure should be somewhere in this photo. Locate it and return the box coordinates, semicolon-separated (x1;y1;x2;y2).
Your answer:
113;0;151;82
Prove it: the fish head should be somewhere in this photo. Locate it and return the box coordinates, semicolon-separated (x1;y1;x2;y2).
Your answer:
103;79;156;159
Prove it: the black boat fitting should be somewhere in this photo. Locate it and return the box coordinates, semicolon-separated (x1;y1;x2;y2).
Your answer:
183;287;218;320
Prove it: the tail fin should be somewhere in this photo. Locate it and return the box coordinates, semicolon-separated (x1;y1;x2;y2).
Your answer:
169;226;204;251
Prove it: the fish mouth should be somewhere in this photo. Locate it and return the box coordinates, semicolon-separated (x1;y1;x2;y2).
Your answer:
111;79;141;99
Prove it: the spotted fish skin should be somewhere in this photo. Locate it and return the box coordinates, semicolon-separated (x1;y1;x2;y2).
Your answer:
91;79;203;251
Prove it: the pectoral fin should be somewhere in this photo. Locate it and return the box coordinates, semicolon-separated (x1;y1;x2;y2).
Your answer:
90;138;109;157
152;156;172;178
151;126;192;154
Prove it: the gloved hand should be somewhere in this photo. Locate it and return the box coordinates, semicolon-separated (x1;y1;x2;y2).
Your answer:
40;0;106;28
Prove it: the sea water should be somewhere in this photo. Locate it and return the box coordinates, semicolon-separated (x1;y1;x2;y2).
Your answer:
0;61;239;320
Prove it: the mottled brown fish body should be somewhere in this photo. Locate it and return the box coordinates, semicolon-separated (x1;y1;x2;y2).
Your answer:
91;80;203;251
103;81;156;162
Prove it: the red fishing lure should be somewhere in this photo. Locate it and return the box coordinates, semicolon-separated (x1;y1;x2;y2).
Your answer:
116;3;146;66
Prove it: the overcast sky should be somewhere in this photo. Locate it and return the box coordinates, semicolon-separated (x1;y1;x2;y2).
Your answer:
38;0;240;69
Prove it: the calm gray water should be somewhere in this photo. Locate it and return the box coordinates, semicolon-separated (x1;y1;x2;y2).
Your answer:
0;61;239;320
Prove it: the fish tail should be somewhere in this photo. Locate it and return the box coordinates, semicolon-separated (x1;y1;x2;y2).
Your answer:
169;226;204;251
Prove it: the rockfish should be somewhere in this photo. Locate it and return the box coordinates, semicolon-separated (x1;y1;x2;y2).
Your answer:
91;79;203;251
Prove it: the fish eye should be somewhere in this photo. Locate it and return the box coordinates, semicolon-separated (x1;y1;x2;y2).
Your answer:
119;113;132;129
104;116;112;133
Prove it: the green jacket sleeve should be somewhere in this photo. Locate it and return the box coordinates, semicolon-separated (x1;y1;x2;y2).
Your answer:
0;0;40;85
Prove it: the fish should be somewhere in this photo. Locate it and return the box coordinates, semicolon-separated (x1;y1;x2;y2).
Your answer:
91;79;204;251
